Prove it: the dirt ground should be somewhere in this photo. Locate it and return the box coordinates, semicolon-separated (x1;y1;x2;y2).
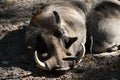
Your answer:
0;0;120;80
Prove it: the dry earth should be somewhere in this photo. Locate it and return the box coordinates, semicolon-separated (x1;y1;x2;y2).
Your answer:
0;0;120;80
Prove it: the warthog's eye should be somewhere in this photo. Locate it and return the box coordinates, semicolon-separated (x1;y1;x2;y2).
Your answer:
53;30;62;38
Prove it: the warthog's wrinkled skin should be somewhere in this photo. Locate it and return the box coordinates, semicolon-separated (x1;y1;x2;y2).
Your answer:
23;0;87;72
86;0;120;53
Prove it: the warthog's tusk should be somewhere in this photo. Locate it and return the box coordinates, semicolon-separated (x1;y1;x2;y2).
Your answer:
34;51;48;70
74;43;85;68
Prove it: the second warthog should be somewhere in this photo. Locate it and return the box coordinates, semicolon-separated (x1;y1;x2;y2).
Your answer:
86;0;120;53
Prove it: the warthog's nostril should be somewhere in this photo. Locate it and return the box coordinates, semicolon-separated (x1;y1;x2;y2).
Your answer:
62;56;77;61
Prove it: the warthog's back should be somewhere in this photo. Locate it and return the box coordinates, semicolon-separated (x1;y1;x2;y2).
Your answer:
86;0;120;53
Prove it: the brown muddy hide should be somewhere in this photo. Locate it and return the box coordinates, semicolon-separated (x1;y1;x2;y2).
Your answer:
35;31;77;72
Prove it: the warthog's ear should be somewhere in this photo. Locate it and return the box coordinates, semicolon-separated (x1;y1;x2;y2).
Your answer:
64;36;78;48
67;37;77;48
53;11;61;25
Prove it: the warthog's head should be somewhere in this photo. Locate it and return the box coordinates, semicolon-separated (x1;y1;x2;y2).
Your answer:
25;10;85;72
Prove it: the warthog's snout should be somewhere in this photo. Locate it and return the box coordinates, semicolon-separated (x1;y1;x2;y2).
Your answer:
34;43;85;72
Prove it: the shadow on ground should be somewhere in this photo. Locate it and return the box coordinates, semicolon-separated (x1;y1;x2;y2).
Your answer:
0;28;69;79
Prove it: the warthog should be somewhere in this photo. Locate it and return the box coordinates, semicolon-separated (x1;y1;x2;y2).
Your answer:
86;0;120;53
24;0;87;72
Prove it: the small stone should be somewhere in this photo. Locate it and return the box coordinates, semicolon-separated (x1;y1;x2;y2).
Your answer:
25;71;32;76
